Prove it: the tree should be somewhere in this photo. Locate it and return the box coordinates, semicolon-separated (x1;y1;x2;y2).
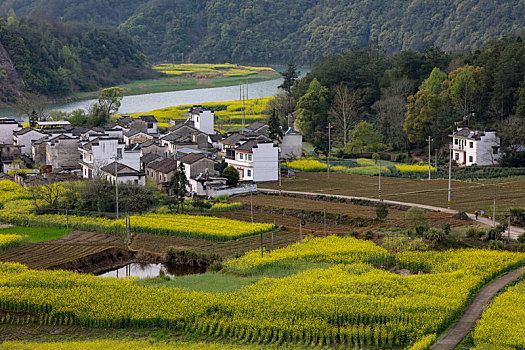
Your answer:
376;203;389;220
443;65;487;121
222;165;240;187
170;163;189;212
296;78;330;153
11;92;48;126
345;121;386;153
373;79;411;150
329;83;358;147
405;206;429;228
267;109;283;141
278;62;299;96
98;87;124;116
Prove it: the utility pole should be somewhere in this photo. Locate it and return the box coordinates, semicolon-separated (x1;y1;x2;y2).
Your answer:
378;159;382;201
327;123;332;179
115;158;119;220
493;199;496;227
250;191;254;224
66;209;69;235
426;136;433;180
299;220;303;243
448;143;452;209
434;148;438;172
278;157;282;195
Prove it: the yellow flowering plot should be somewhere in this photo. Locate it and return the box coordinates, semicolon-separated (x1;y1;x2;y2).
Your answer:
153;63;275;77
473;278;525;349
283;159;327;172
0;234;23;251
0;181;273;241
396;164;435;172
128;214;273;241
126;97;273;127
0;242;524;348
0;340;290;349
225;236;391;274
407;334;437;350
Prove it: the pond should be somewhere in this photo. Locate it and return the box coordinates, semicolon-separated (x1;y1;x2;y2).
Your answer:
97;262;206;278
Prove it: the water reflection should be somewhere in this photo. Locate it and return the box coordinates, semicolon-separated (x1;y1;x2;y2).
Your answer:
98;262;205;278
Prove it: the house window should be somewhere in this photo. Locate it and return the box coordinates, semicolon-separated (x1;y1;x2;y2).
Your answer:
147;123;153;128
247;169;252;177
493;147;499;154
454;139;458;145
117;148;122;159
469;156;473;162
469;142;473;148
239;153;244;160
455;153;459;160
247;154;252;161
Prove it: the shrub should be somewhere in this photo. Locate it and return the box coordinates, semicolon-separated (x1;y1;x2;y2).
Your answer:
518;232;525;243
376;203;389;220
415;225;429;237
214;194;229;203
425;228;446;242
222;166;240;186
406;207;429;228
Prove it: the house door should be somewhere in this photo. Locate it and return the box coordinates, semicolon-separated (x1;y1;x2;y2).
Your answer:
463;153;466;164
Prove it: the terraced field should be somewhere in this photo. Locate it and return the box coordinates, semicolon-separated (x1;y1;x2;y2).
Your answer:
0;244;110;270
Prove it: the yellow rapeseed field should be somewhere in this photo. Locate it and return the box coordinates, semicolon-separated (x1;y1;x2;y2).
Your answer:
0;236;523;348
0;181;273;241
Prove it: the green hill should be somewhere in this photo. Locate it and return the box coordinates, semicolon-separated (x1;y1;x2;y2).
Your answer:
1;0;524;64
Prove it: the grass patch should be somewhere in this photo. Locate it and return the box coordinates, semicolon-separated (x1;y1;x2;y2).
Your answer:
136;262;332;293
0;226;68;243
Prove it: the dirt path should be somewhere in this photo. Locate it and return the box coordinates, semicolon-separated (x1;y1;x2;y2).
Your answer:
259;189;525;239
430;267;525;350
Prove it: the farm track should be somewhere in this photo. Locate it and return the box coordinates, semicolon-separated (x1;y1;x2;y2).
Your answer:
431;267;525;350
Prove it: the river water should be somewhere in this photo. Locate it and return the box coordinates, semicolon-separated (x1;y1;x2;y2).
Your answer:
3;68;309;119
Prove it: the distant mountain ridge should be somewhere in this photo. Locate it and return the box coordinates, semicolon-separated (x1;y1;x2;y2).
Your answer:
1;0;524;64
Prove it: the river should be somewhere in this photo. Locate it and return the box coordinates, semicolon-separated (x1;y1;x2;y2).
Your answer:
4;68;309;119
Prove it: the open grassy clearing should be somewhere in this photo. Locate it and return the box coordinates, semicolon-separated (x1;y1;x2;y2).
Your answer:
264;172;525;215
0;226;68;243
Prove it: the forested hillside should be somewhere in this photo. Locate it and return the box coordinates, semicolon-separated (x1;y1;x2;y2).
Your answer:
281;36;525;164
0;15;155;99
2;0;524;64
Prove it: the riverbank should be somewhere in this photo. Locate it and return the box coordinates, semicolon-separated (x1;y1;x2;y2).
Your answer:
69;71;280;101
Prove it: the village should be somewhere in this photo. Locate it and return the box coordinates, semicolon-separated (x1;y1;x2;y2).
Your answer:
0;108;303;195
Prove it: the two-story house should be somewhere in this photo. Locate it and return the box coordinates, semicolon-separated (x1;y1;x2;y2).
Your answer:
45;134;80;171
186;106;215;135
79;138;140;179
225;139;279;182
450;127;501;166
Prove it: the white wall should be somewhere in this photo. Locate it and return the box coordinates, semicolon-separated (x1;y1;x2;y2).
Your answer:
193;111;215;135
281;133;302;159
253;143;278;182
0;123;20;144
15;130;45;154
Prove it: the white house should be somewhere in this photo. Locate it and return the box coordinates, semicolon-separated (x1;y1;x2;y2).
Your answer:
225;139;279;182
79;138;140;179
100;162;146;185
187;106;215;135
0;118;21;144
13;128;45;154
451;127;501;166
280;128;302;159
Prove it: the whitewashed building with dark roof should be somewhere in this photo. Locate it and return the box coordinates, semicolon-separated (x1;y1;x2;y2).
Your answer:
225;139;278;182
450;127;501;166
